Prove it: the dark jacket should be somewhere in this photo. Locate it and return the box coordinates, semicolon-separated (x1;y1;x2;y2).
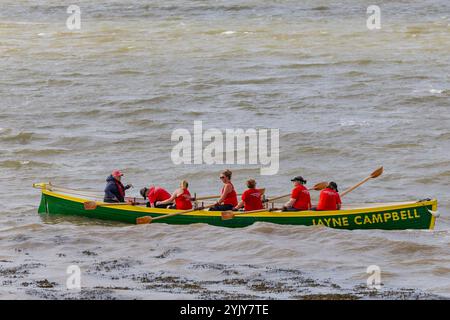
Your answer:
104;175;131;203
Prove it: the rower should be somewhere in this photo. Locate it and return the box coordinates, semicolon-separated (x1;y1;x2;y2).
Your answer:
233;179;264;211
155;180;193;210
209;169;238;211
282;176;311;211
140;186;172;208
315;182;341;211
104;170;133;203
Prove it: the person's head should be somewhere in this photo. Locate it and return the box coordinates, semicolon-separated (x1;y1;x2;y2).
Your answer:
291;176;306;186
140;187;149;200
180;180;189;189
328;181;338;192
220;169;232;183
246;179;256;189
111;170;123;181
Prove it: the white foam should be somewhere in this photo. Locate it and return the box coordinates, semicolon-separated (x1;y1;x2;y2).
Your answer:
429;89;444;94
221;31;236;35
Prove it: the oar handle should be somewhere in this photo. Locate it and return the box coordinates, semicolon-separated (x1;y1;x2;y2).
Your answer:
196;193;243;201
151;204;216;221
265;184;325;203
266;193;291;202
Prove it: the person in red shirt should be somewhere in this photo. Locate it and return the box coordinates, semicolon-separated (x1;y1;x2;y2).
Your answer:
140;186;172;208
210;169;238;211
155;180;193;210
282;176;312;211
234;179;264;211
316;182;342;211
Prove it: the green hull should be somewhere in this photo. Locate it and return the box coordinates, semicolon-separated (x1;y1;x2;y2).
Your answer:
37;189;438;230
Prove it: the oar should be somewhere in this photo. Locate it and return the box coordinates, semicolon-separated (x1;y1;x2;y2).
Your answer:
137;204;217;224
340;166;383;197
196;194;242;201
265;181;328;203
83;200;145;210
195;189;265;201
221;181;328;220
221;208;268;220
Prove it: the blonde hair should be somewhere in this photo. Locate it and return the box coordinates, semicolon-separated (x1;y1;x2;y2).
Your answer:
221;169;232;180
247;179;256;189
180;180;189;189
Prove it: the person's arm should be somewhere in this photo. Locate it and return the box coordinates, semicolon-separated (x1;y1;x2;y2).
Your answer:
283;188;297;208
148;190;156;208
284;198;296;208
216;184;232;205
336;193;342;210
234;200;244;210
157;189;179;206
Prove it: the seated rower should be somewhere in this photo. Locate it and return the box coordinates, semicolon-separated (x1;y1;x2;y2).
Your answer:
316;182;341;211
209;169;238;211
104;170;133;203
282;176;311;211
233;179;264;211
155;180;193;210
140;186;172;208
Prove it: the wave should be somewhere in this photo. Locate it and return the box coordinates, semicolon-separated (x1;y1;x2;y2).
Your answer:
125;119;169;128
13;148;70;157
113;107;172;117
388;241;438;255
311;6;330;11
101;96;172;108
0;132;36;144
0;160;52;169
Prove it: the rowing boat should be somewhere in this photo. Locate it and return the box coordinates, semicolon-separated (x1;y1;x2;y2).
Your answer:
33;183;439;230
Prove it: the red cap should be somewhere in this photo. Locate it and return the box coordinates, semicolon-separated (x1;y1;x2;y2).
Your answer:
112;170;123;177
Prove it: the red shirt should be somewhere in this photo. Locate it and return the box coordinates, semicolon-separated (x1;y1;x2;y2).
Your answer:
317;188;342;211
175;188;192;210
147;186;171;205
291;185;312;210
222;182;238;206
241;188;264;211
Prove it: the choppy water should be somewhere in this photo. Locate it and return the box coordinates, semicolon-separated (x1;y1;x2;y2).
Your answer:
1;0;449;299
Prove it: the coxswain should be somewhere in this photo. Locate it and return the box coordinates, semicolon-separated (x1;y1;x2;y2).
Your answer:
104;170;133;203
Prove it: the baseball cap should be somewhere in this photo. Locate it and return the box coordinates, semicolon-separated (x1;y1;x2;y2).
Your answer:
291;176;307;183
112;170;124;177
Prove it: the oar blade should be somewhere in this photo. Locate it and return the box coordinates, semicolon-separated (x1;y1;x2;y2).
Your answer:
83;201;97;210
370;166;384;178
136;216;152;224
221;211;235;220
312;181;328;191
